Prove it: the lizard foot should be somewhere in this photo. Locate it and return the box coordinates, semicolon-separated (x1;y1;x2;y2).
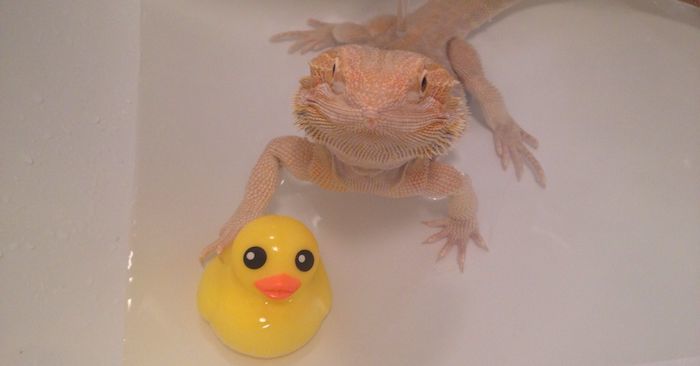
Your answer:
199;224;240;265
270;18;337;54
493;121;546;188
199;239;226;265
422;217;487;272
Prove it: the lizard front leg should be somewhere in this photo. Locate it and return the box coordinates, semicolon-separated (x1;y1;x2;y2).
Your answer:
447;38;546;187
199;136;314;263
422;162;486;272
270;14;398;54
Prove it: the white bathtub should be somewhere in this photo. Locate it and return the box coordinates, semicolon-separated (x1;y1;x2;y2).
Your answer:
2;1;699;365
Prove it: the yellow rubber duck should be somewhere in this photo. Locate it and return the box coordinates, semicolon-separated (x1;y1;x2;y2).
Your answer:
197;215;332;358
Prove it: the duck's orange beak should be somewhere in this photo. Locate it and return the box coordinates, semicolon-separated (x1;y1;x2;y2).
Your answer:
254;273;301;300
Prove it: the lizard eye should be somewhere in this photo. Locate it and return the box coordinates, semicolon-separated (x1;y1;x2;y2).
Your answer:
331;57;339;80
420;72;428;94
329;57;346;93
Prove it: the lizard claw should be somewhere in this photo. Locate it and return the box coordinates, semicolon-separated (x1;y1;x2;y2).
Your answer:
422;217;486;272
270;18;337;54
199;224;240;265
493;120;546;188
199;239;226;265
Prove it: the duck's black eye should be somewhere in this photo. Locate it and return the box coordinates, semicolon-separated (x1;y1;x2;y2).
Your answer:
295;250;315;272
243;246;266;269
420;75;428;93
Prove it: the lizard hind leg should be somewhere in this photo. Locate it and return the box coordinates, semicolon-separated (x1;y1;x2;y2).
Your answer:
270;19;377;55
270;19;339;54
447;38;546;187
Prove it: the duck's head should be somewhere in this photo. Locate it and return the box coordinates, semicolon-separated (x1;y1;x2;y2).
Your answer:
221;215;322;301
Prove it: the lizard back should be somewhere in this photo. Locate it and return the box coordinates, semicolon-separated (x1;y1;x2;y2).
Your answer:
376;0;523;59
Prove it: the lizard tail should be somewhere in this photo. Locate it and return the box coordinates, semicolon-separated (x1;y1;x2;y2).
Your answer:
397;0;408;35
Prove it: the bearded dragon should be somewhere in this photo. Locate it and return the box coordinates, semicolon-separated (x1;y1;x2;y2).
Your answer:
198;0;530;271
200;0;695;270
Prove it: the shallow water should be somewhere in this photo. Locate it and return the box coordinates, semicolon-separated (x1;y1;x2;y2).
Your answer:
125;1;700;365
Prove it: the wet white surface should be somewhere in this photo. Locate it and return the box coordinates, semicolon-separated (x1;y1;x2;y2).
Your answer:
0;1;138;365
125;1;700;365
2;0;699;365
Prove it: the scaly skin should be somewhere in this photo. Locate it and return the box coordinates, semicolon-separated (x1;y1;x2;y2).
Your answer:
201;0;536;271
204;0;700;270
202;0;699;270
269;0;546;185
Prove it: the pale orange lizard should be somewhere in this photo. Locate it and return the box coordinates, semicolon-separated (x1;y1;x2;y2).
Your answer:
200;0;695;271
200;0;535;271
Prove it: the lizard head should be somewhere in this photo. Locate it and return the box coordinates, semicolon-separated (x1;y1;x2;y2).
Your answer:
294;45;467;170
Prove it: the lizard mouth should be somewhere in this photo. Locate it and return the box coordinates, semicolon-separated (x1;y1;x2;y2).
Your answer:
293;79;468;168
295;105;464;167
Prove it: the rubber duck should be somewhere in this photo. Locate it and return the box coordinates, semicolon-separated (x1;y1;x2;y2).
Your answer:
197;215;332;358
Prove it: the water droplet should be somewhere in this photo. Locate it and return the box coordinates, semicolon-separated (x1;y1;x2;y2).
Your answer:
127;250;134;270
9;242;18;250
23;154;34;165
32;94;44;105
0;250;3;258
682;158;692;168
311;215;322;228
425;195;445;201
27;243;36;250
95;117;102;125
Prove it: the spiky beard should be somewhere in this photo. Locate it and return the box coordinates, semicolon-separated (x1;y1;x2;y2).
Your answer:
293;93;468;169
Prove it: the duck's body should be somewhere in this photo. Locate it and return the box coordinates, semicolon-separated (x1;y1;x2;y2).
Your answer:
197;215;332;358
198;257;331;357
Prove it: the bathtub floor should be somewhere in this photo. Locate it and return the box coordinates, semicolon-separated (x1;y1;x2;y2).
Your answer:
125;1;700;365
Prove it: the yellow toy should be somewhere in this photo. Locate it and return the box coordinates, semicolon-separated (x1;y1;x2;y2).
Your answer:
197;215;332;358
